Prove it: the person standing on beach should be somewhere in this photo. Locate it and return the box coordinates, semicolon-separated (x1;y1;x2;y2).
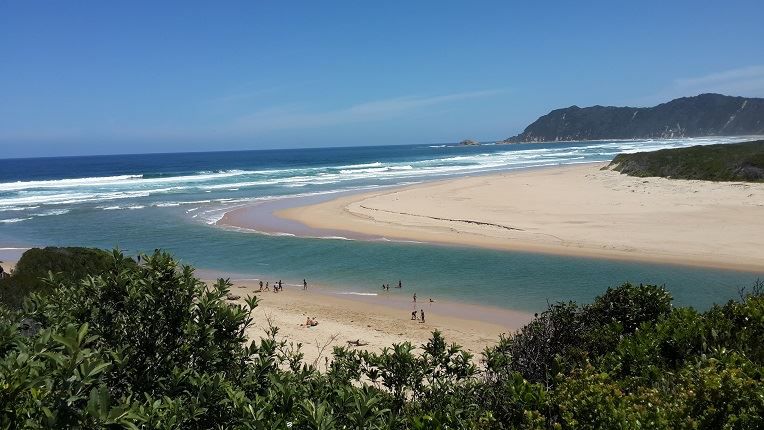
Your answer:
303;279;308;290
278;280;283;291
413;293;417;303
420;309;425;323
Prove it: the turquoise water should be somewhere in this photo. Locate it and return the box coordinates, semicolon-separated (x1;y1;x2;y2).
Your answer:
1;137;760;312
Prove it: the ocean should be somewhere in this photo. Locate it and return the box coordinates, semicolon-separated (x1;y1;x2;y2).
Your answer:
1;137;760;313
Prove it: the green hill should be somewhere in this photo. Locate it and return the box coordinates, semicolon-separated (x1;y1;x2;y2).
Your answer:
608;140;764;181
505;94;764;142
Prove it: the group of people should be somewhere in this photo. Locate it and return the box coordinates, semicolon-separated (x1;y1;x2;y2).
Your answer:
258;279;284;293
381;280;403;291
257;278;308;292
411;309;425;323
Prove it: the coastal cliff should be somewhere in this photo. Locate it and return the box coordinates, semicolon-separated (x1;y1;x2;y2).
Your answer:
504;93;764;143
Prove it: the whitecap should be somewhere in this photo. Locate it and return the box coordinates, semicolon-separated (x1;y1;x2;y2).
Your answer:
334;292;378;296
0;217;32;223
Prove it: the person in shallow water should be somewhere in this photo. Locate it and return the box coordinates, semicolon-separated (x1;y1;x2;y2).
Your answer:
398;280;402;288
303;279;307;290
413;293;417;303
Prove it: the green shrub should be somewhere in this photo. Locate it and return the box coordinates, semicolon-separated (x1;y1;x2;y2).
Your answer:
0;247;119;308
0;249;761;429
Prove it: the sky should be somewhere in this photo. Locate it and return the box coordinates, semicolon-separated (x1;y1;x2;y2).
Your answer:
1;1;764;158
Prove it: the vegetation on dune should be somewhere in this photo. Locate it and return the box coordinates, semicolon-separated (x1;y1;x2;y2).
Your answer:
1;248;763;428
609;140;764;181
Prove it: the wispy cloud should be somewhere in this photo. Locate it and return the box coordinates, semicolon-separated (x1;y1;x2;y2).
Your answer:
232;89;506;131
674;65;764;93
0;89;507;146
205;81;319;107
205;84;293;106
675;65;764;88
633;65;764;106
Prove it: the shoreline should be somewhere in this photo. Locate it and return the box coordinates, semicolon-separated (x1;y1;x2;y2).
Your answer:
0;249;530;363
210;278;530;365
219;164;764;272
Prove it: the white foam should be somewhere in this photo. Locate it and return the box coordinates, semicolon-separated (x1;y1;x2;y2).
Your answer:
336;161;383;169
0;169;259;193
0;206;39;212
33;209;70;217
0;217;32;223
335;292;378;296
0;174;143;191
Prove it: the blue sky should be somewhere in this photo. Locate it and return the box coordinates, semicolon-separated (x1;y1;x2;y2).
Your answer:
1;1;763;158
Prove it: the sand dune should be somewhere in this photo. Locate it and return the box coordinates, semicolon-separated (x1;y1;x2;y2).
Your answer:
276;164;764;271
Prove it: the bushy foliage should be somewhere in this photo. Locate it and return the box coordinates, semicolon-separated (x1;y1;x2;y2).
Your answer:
0;247;119;308
609;140;764;182
485;283;673;387
1;249;762;429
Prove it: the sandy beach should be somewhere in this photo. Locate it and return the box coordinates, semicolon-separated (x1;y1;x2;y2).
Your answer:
221;279;528;366
261;163;764;271
1;250;526;364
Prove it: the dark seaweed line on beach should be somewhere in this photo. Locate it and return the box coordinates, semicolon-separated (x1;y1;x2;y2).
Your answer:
358;204;525;231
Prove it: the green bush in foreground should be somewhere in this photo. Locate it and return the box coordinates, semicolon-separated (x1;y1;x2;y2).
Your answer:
0;247;119;309
1;249;762;429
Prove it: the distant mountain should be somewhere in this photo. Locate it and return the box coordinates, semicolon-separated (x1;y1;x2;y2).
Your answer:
504;94;764;143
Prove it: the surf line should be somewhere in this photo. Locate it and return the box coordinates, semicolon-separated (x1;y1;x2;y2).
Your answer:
358;205;525;232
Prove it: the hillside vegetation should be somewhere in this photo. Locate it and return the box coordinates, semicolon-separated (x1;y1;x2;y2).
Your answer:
608;140;764;181
1;249;762;429
505;94;764;142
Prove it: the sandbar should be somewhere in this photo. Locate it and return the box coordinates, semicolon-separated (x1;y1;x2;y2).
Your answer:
266;164;764;271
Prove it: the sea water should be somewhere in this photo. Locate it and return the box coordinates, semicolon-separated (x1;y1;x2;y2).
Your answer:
1;137;760;312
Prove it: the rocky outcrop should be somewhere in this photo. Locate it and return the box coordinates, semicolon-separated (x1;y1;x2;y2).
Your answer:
504;94;764;143
459;139;480;146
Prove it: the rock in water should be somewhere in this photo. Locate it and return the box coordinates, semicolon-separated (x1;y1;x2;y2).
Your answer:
459;139;480;146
